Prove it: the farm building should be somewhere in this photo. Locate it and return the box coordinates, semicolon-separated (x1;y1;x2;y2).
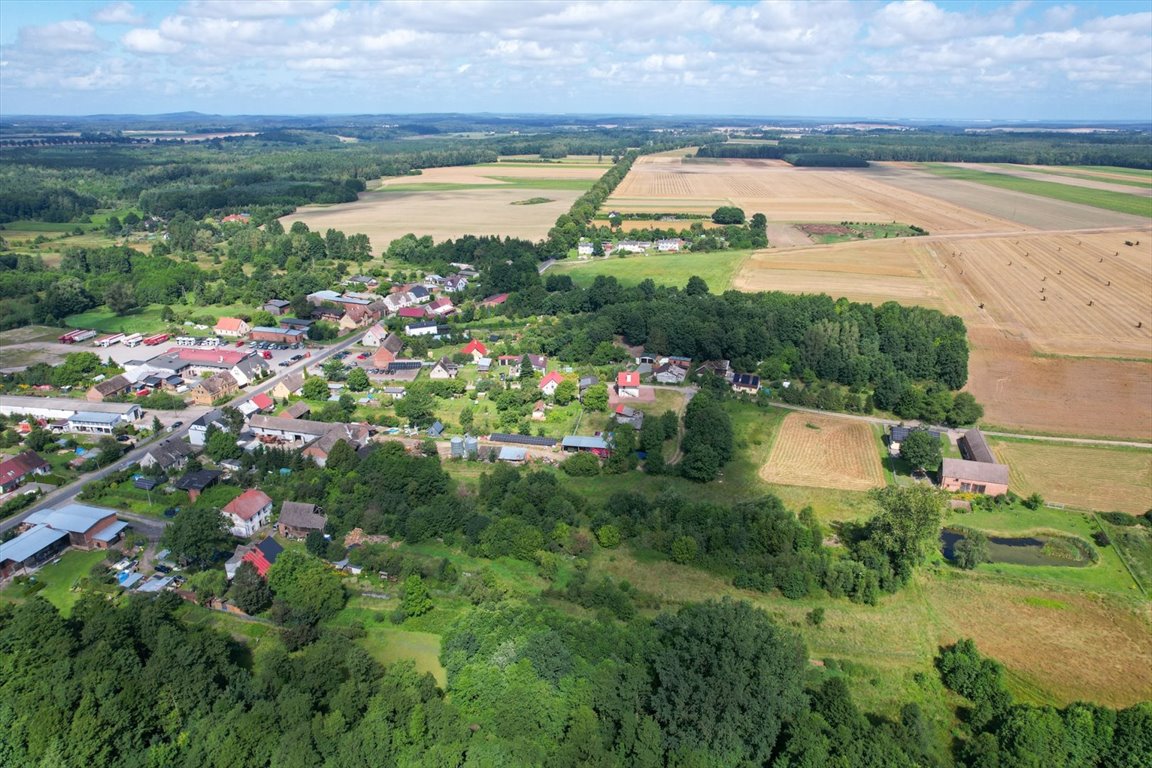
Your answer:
939;429;1010;495
497;446;527;463
86;374;132;402
488;433;557;449
281;401;312;419
172;469;221;502
1;503;127;578
405;320;439;337
653;363;687;384
249;327;307;345
532;401;547;421
697;360;732;380
731;373;761;395
67;411;128;434
302;424;371;467
616;371;641;398
397;306;428;319
372;333;406;366
263;299;291;316
279;317;314;332
214;317;250;337
613;405;644;429
0;451;50;493
561;435;612;457
223;489;274;538
480;293;509;308
278;501;327;539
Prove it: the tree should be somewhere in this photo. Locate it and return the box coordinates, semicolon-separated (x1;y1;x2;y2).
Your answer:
582;383;608;412
248;309;276;328
161;506;233;569
671;535;698;564
395;386;436;426
596;524;621;548
648;599;807;765
1023;492;1044;510
952;529;989;570
864;485;945;585
519;355;535;380
900;429;941;472
302;376;329;401
104;215;122;236
305;530;328;557
186;569;227;605
322;358;347;382
560;451;600;476
711;206;746;225
459;405;474;433
103;282;138;315
151;415;162;435
947;392;984;426
266;550;346;625
401;574;433;618
205;426;243;462
685;275;709;296
228;561;273;614
325;439;359;473
554;378;576;405
346;367;369;392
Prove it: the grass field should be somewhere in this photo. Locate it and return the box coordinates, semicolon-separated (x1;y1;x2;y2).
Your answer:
64;302;254;333
0;549;110;615
922;164;1152;218
988;438;1152;514
1010;165;1152;189
549;249;749;292
760;412;885;491
359;626;447;687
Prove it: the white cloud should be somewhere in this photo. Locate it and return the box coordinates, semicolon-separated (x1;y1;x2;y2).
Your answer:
17;20;107;53
180;0;339;19
122;28;184;55
93;2;145;26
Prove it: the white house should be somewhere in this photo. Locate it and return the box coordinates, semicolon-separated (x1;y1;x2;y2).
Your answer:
616;371;641;398
656;238;683;252
222;489;274;538
362;323;391;347
539;371;564;397
405;320;440;337
577;241;594;257
214;317;250;337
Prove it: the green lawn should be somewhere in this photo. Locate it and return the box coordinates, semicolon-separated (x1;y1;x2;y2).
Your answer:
81;479;189;517
65;302;256;334
549;249;750;292
808;223;926;244
921;164;1152;217
359;626;447;687
0;549;111;615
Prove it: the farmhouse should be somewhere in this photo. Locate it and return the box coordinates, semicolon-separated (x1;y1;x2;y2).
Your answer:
281;401;312;419
190;372;239;406
249;327;307;346
302;424;371;467
226;537;283;580
539;371;564;396
656;238;683;252
616;371;641;398
461;339;489;362
339;304;378;332
346;275;379;289
940;428;1010;495
405;320;439;337
577;240;594;256
214;317;250;337
731;373;761;395
426;297;455;316
271;372;305;400
86;374;132;402
362;323;390;347
229;355;268;387
442;274;469;293
278;501;327;539
0;451;50;493
223;489;274;538
562;435;612;456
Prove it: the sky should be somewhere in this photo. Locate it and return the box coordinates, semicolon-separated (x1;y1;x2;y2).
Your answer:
1;0;1150;120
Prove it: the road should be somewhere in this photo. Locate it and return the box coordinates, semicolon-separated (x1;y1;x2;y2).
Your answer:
0;333;363;535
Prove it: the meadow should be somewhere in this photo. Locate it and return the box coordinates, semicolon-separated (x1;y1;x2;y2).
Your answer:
548;249;750;292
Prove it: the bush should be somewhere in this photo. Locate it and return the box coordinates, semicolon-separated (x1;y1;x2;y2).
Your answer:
560;451;600;476
596;524;621;549
806;607;825;627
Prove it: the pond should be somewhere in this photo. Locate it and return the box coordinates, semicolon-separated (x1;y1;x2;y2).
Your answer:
941;528;1094;568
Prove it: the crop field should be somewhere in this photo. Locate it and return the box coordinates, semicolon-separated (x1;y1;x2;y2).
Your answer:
606;156;1028;233
992;164;1152;190
988;439;1152;514
549;249;749;291
282;162;602;250
759;412;885;491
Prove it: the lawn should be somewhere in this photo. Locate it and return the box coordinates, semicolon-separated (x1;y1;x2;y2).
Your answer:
0;548;111;615
359;626;447;687
1099;520;1152;596
81;479;189;517
921;164;1152;217
549;249;751;292
65;302;257;334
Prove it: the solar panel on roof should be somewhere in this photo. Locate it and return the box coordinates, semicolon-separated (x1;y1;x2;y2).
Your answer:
488;433;557;447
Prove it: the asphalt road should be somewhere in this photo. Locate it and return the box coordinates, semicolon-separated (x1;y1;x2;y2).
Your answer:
0;333;363;535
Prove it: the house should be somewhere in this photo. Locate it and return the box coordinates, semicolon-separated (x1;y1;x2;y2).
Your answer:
539;371;564;396
249;415;338;444
188;409;227;447
577;240;594;256
397;306;428;319
302;424;371;467
423;274;445;288
442;274;469;293
480;293;509;308
382;386;406;399
214;317;250;338
408;285;431;303
271;372;305;400
311;306;345;323
250;392;274;412
347;275;379;289
653;363;687;384
531;401;547;421
263;299;291;316
497;446;527;463
939;429;1010;495
68;411;128;434
0;451;50;493
561;435;611;456
338;305;375;333
282;401;312;419
372;333;405;366
426;297;455;316
616;371;641;398
380;292;410;315
405;320;440;337
614;404;644;429
229;355;268;387
278;317;314;333
241;537;283;578
86;374;132;402
249;327;307;346
578;375;598;392
427;421;445;437
138;438;195;472
362;323;391;347
172;469;221;502
223;489;274;538
497;354;521;368
429;357;459;380
190;372;239;405
696;359;732;380
656;238;683;252
278;501;327;538
307;290;344;306
477;357;492;373
731;373;761;395
527;355;547;375
461;339;489;362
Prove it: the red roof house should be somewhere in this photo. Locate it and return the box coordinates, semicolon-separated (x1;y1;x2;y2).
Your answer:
250;393;274;411
240;537;283;578
222;489;274;538
397;306;427;319
461;339;489;361
539;371;564;396
480;293;509;307
0;450;50;493
616;371;641;398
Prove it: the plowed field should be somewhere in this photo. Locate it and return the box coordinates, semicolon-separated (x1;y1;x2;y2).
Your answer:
760;413;885;491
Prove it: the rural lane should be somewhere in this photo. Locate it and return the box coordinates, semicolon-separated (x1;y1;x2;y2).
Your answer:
0;333;363;535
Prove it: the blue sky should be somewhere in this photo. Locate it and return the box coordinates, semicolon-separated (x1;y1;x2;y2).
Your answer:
2;1;1150;120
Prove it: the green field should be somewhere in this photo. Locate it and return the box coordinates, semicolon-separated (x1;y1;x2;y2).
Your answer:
359;627;447;687
65;302;255;334
922;164;1152;217
0;549;111;615
1000;165;1152;189
549;249;750;292
806;223;926;244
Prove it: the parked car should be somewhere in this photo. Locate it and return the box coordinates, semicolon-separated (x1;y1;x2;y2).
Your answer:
235;340;245;347
261;351;273;360
357;353;369;360
169;421;183;430
278;360;290;367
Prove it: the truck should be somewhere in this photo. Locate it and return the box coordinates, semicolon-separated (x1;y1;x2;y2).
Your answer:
174;336;198;347
142;333;170;346
122;333;144;347
93;333;125;348
58;329;96;344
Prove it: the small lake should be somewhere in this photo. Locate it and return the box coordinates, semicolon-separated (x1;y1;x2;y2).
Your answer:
941;528;1093;568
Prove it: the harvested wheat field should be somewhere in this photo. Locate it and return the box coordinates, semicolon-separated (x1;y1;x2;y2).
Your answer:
606;156;1025;233
926;575;1152;707
988;440;1152;513
760;413;884;491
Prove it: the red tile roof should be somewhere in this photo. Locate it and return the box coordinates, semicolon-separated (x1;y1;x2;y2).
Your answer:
397;307;427;318
461;339;488;356
617;371;640;387
539;371;563;389
0;450;48;486
223;489;273;521
250;393;273;411
171;347;250;366
215;317;247;332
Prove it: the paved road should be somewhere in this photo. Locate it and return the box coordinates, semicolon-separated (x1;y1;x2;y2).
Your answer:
0;333;362;535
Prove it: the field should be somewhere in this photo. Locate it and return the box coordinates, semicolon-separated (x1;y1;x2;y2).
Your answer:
0;549;110;615
548;249;749;291
989;439;1152;514
282;161;603;250
759;412;885;491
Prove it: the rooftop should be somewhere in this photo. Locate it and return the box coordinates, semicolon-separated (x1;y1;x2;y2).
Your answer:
0;525;68;564
26;503;118;533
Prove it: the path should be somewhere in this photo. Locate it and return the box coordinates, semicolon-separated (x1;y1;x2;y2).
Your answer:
649;384;697;465
1;333;362;534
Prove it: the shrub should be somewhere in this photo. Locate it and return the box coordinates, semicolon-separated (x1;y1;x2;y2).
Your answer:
596;524;621;549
